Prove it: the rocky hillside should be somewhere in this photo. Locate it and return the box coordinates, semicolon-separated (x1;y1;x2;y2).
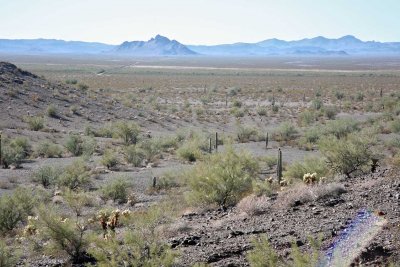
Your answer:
0;62;179;133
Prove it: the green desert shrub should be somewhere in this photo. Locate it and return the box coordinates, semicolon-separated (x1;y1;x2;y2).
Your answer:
258;156;277;169
322;118;359;139
96;123;114;138
187;147;259;207
65;79;78;85
101;178;129;203
311;98;323;110
283;157;328;183
77;83;89;91
232;99;243;108
256;106;268;116
334;90;345;100
318;133;375;177
176;130;209;159
0;241;20;267
1;137;30;168
390;119;400;133
25;116;44;131
177;139;204;162
324;106;338;120
46;104;58;118
101;150;119;169
0;187;36;233
81;137;97;157
236;125;259;143
274;122;298;142
138;139;162;162
32;165;60;188
65;134;84;156
35;205;90;264
65;135;96;157
230;107;245;118
114;121;141;145
298;110;316;126
57;160;91;190
35;141;63;158
124;145;145;167
299;126;323;148
152;172;181;192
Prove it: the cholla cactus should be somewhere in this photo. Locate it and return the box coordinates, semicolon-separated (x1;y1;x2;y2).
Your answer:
127;193;137;206
122;209;131;217
23;216;38;236
303;172;318;185
98;209;122;238
279;179;287;187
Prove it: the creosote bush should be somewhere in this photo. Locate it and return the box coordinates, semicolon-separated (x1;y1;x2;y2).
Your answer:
1;137;31;168
57;160;91;190
101;149;119;169
236;124;259;143
46;104;58;118
124;145;145;167
32;165;60;188
114;121;141;145
65;134;84;156
101;177;129;203
35;141;63;158
187;147;259;207
25;116;44;131
65;135;96;157
274;122;298;142
0;187;36;233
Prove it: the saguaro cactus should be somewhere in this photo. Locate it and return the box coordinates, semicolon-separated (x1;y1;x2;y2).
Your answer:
209;138;212;153
215;132;218;152
152;177;157;188
0;131;2;168
265;132;269;149
277;148;282;182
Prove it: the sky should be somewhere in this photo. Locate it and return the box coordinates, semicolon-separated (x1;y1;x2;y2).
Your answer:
0;0;399;45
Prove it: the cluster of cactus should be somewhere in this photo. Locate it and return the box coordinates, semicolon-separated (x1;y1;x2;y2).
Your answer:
23;216;38;236
303;172;317;185
97;209;131;239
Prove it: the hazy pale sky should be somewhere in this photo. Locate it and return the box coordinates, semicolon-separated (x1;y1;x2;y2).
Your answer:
1;0;399;45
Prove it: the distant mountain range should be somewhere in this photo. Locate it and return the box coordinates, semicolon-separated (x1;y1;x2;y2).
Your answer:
1;35;400;56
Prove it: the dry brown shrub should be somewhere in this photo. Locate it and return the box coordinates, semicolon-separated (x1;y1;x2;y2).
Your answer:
237;194;270;216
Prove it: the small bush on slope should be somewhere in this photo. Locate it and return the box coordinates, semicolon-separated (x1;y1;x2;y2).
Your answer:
187;147;259;207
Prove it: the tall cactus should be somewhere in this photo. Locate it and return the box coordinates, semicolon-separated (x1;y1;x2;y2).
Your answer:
265;132;269;149
209;138;212;153
215;132;218;152
0;131;2;168
277;148;282;182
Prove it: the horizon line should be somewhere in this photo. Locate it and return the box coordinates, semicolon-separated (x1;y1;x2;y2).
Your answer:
0;34;398;46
